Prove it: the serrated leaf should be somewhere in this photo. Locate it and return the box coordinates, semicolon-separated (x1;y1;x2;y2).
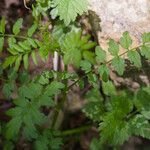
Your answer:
44;81;64;96
12;18;23;35
102;81;116;96
27;24;38;37
130;115;150;139
127;50;141;68
95;46;106;63
111;57;125;75
140;45;150;60
5;116;22;140
23;54;29;70
2;82;15;98
83;101;104;121
83;51;95;64
111;95;133;117
62;31;95;67
38;95;55;107
31;51;38;65
120;31;132;49
142;32;150;43
0;17;5;34
19;83;42;99
52;0;88;25
64;48;81;67
98;64;109;82
108;39;119;56
82;42;96;50
80;60;91;73
99;112;130;145
88;73;98;88
0;37;4;52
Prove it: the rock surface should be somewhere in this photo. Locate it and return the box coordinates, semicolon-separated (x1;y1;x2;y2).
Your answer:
88;0;150;59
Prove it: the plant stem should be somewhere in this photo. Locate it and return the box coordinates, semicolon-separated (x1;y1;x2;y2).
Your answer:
60;124;92;136
51;65;68;129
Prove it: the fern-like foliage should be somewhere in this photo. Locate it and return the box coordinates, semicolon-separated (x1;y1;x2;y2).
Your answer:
5;81;64;140
51;0;88;25
60;30;96;67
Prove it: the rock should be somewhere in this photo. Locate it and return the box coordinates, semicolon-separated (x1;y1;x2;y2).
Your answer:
88;0;150;60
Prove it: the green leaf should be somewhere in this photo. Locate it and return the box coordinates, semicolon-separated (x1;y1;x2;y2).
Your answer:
98;64;109;82
0;37;4;52
52;0;88;25
7;48;19;55
102;81;116;96
64;48;81;67
95;46;106;63
18;41;31;51
120;31;132;49
111;95;133;117
140;45;150;60
19;83;42;99
83;101;104;121
38;95;55;107
99;112;130;145
80;60;91;73
31;51;38;65
142;32;150;43
83;51;95;64
2;56;17;69
81;42;96;50
44;81;64;96
111;57;125;75
23;54;29;70
18;71;29;84
14;55;22;71
61;31;95;67
127;50;141;68
88;73;98;88
2;82;15;98
90;138;103;150
135;88;150;114
0;17;5;34
13;44;24;53
27;38;37;48
12;18;23;35
35;136;49;150
8;37;16;49
35;130;63;150
27;24;38;37
5;116;22;140
130;115;150;139
108;39;119;56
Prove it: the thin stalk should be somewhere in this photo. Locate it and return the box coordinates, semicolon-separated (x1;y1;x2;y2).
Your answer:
51;65;68;129
60;124;92;136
